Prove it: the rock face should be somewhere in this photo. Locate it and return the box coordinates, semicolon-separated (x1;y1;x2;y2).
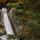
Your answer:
0;0;10;3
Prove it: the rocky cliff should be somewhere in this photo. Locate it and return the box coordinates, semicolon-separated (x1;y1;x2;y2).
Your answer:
0;0;10;3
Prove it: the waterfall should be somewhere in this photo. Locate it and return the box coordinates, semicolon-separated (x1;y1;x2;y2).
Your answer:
2;8;14;35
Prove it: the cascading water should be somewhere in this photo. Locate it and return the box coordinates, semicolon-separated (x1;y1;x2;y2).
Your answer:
2;8;14;35
0;4;17;40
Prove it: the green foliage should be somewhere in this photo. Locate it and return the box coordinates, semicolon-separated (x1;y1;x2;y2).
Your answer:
15;9;40;31
28;0;38;3
8;3;17;8
9;0;40;36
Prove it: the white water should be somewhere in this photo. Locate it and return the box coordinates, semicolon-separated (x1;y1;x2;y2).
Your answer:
2;8;14;35
0;35;8;40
